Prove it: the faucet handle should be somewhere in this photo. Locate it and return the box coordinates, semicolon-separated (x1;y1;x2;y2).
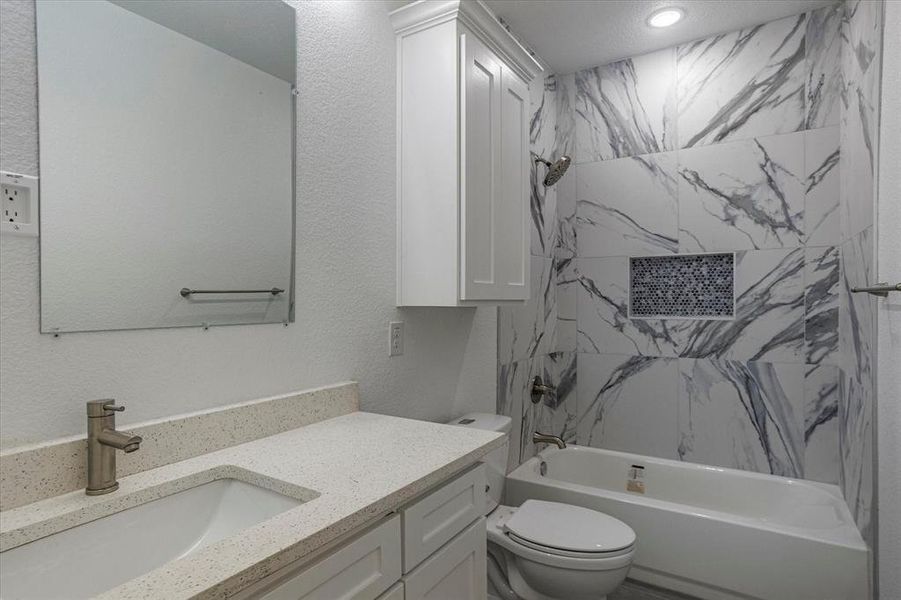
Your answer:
86;399;125;416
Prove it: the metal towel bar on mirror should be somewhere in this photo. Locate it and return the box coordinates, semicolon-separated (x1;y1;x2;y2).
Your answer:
850;282;900;297
180;288;285;298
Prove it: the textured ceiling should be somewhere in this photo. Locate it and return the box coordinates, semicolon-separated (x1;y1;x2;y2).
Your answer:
481;0;836;73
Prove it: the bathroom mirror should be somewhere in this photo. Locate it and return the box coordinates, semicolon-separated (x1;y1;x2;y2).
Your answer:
36;0;296;333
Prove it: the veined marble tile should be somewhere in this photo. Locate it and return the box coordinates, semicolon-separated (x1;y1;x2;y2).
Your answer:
805;127;840;246
843;0;882;80
678;133;804;252
498;359;530;473
555;72;576;159
577;354;680;459
677;13;806;148
839;227;876;539
576;257;682;357
806;3;842;128
499;258;554;364
839;86;878;241
839;2;882;243
520;352;578;462
556;257;578;353
555;156;577;261
544;258;559;356
575;48;676;163
804;246;839;365
678;358;805;478
677;248;805;362
576;152;678;257
802;364;840;484
839;0;881;542
531;76;558;257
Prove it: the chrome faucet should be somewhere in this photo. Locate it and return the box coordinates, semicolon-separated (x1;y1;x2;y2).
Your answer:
533;431;566;449
86;399;142;495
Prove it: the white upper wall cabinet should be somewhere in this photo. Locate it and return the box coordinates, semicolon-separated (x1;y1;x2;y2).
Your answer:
391;0;543;306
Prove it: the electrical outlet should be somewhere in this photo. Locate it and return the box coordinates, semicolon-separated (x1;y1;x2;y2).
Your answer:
389;321;404;356
1;171;39;237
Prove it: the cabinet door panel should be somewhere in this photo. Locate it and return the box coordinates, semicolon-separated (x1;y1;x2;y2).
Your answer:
460;32;501;301
496;68;529;300
403;518;487;600
460;33;530;302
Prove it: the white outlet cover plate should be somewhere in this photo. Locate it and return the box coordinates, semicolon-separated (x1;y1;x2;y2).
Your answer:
389;321;404;356
1;171;39;237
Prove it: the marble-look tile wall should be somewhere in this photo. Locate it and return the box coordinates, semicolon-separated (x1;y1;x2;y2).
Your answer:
837;0;882;547
499;5;881;545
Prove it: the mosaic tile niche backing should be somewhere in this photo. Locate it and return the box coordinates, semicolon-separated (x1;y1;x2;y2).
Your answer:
629;253;735;318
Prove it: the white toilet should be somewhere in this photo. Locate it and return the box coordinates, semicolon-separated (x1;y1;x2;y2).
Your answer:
447;414;636;600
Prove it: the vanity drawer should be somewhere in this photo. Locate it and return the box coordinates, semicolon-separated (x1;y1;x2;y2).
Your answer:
257;514;401;600
401;464;486;573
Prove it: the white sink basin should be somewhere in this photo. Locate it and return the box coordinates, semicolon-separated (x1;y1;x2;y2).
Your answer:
0;478;305;599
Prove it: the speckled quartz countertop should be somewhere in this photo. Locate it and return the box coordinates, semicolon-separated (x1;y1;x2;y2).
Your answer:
0;412;504;599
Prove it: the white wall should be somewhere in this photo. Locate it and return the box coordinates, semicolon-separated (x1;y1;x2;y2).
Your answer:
876;1;901;596
0;0;497;447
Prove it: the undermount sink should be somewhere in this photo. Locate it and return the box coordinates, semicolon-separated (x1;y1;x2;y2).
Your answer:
0;477;307;599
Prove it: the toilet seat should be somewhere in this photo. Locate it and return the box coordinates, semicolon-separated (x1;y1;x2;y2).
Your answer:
504;500;636;553
487;504;635;572
507;531;635;559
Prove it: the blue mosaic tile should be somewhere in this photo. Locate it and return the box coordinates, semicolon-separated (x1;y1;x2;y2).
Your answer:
630;253;734;318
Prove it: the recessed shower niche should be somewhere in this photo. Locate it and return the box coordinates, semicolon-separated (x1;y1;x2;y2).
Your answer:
628;253;735;319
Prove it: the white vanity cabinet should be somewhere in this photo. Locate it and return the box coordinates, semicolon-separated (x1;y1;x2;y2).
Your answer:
242;464;488;600
391;0;543;306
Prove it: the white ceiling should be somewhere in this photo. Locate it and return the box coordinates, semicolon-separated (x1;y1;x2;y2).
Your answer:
480;0;836;74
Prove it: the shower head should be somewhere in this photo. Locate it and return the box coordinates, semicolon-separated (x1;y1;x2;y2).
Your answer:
535;155;571;186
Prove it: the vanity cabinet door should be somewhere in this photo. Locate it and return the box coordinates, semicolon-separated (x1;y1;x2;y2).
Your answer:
403;518;487;600
257;515;401;600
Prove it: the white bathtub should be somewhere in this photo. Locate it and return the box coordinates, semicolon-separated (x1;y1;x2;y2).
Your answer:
505;446;868;600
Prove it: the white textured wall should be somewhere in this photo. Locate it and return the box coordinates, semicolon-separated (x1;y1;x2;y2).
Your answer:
877;1;901;595
0;0;497;447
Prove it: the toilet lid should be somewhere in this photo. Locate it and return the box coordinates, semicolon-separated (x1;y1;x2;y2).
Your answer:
504;500;635;553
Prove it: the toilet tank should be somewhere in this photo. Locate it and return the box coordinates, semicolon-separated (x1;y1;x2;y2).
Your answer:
446;413;510;513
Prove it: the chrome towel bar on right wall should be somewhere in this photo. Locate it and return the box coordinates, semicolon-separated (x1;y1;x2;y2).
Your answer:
850;282;901;297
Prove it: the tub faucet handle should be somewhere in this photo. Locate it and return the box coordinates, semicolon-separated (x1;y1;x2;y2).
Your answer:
530;376;556;404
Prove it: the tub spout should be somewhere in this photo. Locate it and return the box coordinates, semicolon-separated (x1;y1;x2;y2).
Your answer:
533;431;566;449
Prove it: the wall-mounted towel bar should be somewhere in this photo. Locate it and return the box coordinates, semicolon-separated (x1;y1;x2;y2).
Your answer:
180;288;284;298
850;282;900;297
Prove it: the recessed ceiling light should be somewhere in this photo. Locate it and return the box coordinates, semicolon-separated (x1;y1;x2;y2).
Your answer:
648;8;684;28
